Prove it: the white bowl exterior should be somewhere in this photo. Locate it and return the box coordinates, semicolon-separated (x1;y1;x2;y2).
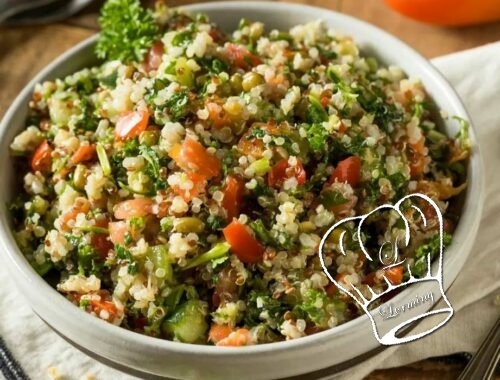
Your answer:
0;2;484;379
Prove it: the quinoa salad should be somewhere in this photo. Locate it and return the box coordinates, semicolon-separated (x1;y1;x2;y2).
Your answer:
9;0;469;346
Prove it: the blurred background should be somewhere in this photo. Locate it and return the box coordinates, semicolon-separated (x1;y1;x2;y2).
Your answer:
0;1;499;379
2;0;500;121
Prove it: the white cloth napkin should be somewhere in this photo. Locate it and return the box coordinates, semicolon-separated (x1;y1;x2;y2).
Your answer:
1;41;500;380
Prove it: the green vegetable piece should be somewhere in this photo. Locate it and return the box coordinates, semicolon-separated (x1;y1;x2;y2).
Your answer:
249;219;274;246
307;94;329;124
249;158;271;176
183;242;230;270
452;116;471;150
165;90;189;121
412;233;452;278
95;0;160;63
32;260;53;276
244;290;285;328
96;143;111;176
139;145;160;179
148;245;173;282
165;285;185;311
173;217;205;233
242;72;265;92
301;123;327;155
206;214;227;231
175;57;195;88
139;129;159;146
319;190;348;207
299;288;346;328
162;299;209;343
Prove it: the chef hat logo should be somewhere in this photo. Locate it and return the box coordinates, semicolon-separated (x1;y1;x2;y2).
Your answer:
319;193;454;345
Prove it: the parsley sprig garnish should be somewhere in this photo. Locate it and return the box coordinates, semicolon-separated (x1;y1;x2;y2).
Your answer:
96;0;161;63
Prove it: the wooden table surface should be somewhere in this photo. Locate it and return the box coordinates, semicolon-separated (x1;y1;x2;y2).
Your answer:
1;1;499;379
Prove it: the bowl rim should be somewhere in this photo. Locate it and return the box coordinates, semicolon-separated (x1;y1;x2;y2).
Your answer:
0;0;484;360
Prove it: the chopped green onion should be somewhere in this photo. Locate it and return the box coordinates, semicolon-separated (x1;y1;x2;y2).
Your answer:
148;245;173;282
96;143;111;176
452;116;470;150
183;242;230;270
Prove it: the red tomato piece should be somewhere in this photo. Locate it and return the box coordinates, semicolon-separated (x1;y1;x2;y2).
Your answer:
109;221;130;245
59;198;91;231
31;139;52;173
114;109;149;141
225;43;262;69
268;158;306;189
221;175;245;221
223;220;265;264
143;41;164;72
384;265;404;285
330;156;361;187
70;144;96;165
169;138;221;179
208;324;234;344
113;198;155;220
91;219;113;259
171;171;207;202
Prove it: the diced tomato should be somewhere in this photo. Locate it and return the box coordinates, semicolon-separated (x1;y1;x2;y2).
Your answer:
133;316;148;331
91;219;113;259
330;156;361;187
325;282;338;297
363;272;377;287
208;28;224;43
208;324;233;344
169;138;221;178
384;265;404;285
59;198;91;231
88;291;118;321
409;153;426;178
268;158;306;189
113;198;155;219
171;171;207;202
216;328;252;347
114;109;149;141
91;233;113;259
320;96;330;107
109;221;129;245
206;102;232;129
408;137;426;178
143;41;164;72
70;144;96;165
237;122;283;157
31;139;52;173
223;220;265;264
225;43;262;69
221;175;245;221
237;132;265;157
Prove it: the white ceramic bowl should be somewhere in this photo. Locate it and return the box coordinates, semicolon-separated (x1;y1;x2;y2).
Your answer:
0;2;484;379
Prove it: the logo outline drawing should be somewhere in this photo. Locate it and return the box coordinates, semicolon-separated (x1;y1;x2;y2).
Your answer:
318;193;454;345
